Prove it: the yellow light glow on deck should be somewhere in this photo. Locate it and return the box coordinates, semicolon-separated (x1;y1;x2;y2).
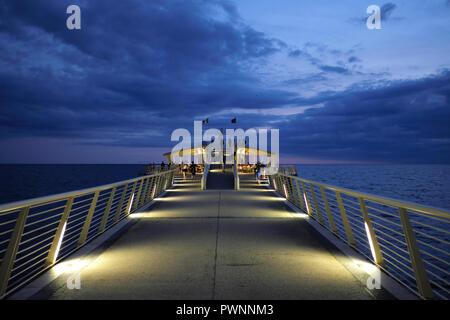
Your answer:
165;187;200;192
52;258;89;276
353;258;378;275
244;195;286;202
129;212;153;218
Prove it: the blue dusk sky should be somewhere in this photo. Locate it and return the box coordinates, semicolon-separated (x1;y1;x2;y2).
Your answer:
0;0;449;164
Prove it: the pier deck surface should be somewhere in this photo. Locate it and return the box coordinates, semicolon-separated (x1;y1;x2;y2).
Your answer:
28;174;375;300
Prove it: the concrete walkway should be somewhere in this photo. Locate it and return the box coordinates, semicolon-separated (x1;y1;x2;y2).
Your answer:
206;168;234;190
28;174;376;300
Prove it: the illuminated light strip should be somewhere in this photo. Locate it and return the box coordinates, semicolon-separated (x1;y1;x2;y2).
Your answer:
127;193;135;215
365;222;377;262
152;184;157;199
303;194;310;215
54;222;67;261
283;184;288;199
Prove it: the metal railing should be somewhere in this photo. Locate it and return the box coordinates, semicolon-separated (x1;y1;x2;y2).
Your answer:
143;164;176;175
233;163;240;190
201;164;210;190
0;169;176;298
269;173;450;300
278;165;298;176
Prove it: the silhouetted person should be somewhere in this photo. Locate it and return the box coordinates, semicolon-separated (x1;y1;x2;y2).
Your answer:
161;161;166;171
190;161;197;180
254;161;262;184
182;163;188;180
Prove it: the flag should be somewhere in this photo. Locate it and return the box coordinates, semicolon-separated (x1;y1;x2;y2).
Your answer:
231;117;236;123
202;118;209;124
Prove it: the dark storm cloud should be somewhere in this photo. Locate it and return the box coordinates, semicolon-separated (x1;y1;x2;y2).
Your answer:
279;70;450;163
318;65;349;74
288;44;355;76
0;0;289;147
0;0;449;164
348;56;361;63
380;3;397;21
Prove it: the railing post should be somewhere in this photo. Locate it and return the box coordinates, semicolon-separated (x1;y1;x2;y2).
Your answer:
276;176;282;194
46;197;74;265
113;184;129;223
310;183;324;224
0;206;30;297
153;175;161;199
171;171;175;187
272;176;278;191
280;175;287;198
158;174;165;195
139;178;150;207
335;191;356;248
295;179;305;211
160;174;166;194
78;191;100;246
98;187;116;234
284;176;289;198
359;197;384;267
125;181;138;216
158;174;164;195
286;177;294;200
146;177;156;203
132;179;144;211
161;173;166;192
321;187;336;234
301;181;313;217
398;207;434;299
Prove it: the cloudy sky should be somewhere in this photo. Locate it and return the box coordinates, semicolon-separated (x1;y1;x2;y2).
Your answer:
0;0;449;164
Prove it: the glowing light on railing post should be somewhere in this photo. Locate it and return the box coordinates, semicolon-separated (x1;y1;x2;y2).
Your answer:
127;193;135;215
54;222;67;262
152;184;157;199
303;194;310;215
283;184;288;199
364;222;377;262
